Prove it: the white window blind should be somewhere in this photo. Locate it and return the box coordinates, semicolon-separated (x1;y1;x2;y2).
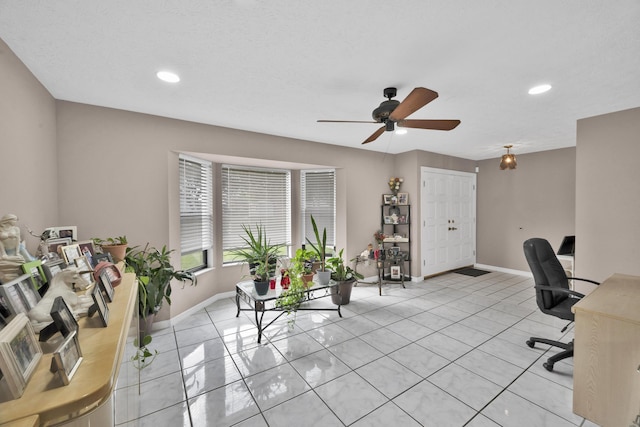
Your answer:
301;170;336;248
179;155;213;256
222;165;291;255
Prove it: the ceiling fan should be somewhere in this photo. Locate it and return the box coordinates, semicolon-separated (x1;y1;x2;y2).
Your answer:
318;87;461;144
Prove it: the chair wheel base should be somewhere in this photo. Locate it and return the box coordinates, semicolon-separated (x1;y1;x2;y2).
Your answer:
543;362;554;371
526;339;535;348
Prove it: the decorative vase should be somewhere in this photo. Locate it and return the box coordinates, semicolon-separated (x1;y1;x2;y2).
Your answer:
316;270;331;286
138;313;155;347
331;280;355;305
254;280;269;296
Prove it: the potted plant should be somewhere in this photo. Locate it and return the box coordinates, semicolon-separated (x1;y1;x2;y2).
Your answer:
125;244;196;343
292;247;315;286
306;215;331;285
251;252;272;296
92;235;128;263
231;224;283;294
326;249;364;305
275;248;312;327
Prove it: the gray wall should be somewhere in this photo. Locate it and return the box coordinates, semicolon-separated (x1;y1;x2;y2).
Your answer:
476;148;576;272
576;107;640;282
0;38;58;252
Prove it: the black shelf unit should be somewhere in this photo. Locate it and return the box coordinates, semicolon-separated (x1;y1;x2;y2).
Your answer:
380;203;411;281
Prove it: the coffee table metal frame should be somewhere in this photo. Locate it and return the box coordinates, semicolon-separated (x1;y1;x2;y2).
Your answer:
235;280;342;343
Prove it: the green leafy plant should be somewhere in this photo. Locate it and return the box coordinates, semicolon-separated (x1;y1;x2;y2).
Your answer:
131;334;158;370
231;224;283;279
306;215;327;271
125;244;197;317
275;248;312;314
326;249;364;282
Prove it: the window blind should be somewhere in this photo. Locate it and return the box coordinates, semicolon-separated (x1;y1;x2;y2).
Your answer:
301;170;336;248
179;155;213;254
222;165;291;255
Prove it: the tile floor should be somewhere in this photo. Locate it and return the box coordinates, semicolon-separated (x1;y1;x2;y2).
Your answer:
114;271;600;427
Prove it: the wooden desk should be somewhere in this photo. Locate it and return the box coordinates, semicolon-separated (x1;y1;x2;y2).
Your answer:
572;273;640;427
0;271;137;427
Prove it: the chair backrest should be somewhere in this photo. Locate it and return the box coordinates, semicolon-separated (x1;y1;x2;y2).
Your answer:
523;238;570;312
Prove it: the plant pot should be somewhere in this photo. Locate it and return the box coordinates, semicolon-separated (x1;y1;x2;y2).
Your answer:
254;280;269;296
316;270;331;286
301;273;314;287
102;244;127;263
331;280;355;305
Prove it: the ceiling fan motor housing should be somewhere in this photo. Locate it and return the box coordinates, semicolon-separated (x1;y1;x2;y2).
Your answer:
372;99;400;123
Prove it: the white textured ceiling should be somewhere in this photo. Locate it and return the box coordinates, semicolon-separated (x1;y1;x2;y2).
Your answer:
1;1;639;160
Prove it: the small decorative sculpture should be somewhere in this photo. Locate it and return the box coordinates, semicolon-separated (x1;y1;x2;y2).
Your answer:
27;268;93;332
0;214;35;282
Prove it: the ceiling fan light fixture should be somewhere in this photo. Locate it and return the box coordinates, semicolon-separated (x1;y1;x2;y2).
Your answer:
528;84;551;95
395;128;407;135
499;145;517;170
157;70;180;83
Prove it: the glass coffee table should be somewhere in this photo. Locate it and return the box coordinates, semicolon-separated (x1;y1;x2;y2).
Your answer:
235;279;342;343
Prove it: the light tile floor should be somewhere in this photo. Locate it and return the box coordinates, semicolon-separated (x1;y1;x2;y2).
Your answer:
114;271;600;427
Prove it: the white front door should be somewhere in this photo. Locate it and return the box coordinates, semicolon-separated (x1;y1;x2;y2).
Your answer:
421;167;476;277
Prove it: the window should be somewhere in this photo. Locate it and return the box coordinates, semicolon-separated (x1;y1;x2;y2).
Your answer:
179;155;213;271
222;165;291;262
301;170;336;254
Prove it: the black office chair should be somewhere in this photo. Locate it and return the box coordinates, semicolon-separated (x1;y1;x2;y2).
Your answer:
522;238;599;371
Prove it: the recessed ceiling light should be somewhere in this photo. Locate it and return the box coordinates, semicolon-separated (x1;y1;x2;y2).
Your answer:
395;128;407;135
157;71;180;83
528;84;551;95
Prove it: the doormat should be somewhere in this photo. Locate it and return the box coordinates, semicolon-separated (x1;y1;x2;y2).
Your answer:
454;268;491;277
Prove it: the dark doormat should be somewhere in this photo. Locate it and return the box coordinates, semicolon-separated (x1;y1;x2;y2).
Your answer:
454;267;491;277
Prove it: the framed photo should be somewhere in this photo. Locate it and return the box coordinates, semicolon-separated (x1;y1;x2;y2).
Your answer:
21;260;47;291
51;296;78;338
89;284;109;327
45;237;72;257
0;313;43;398
42;259;67;284
60;244;82;264
398;214;407;224
98;270;115;302
15;275;40;310
390;265;401;280
0;275;31;315
42;226;77;241
52;330;82;385
390;246;401;256
74;256;94;286
76;240;96;266
397;192;409;205
92;252;113;267
382;194;394;205
384;215;393;224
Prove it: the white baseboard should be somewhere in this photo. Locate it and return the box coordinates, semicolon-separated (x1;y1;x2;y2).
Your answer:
474;263;532;277
152;290;236;332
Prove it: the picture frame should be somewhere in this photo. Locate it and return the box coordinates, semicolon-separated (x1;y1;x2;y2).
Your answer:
45;237;72;257
51;296;78;338
382;194;394;205
0;313;43;398
42;259;67;284
42;226;77;241
390;265;401;280
60;244;82;265
15;275;41;310
88;283;109;327
97;269;115;303
76;240;96;266
0;275;31;315
52;330;82;385
384;215;394;225
91;252;113;267
21;260;47;291
397;192;409;205
74;256;94;286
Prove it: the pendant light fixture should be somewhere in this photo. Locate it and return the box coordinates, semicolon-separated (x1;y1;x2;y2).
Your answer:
499;145;517;170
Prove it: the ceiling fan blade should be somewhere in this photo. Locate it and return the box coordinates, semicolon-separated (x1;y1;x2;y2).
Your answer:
389;87;439;121
397;119;461;131
362;126;386;144
317;120;378;124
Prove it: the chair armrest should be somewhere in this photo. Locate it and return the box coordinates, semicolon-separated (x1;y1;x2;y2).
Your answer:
568;277;600;286
534;285;585;299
